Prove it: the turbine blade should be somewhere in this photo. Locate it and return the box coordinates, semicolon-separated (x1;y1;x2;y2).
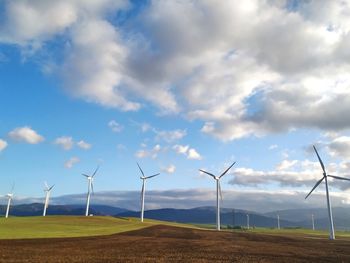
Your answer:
44;181;49;190
82;174;89;178
49;185;55;191
328;175;350;182
137;163;145;177
199;169;216;179
220;162;236;178
305;177;324;199
91;182;94;195
313;145;326;174
146;173;160;179
11;183;15;193
92;166;99;177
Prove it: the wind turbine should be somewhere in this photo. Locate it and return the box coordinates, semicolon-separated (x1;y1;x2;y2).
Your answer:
82;166;99;217
277;214;280;230
305;145;350;240
311;214;315;231
5;184;14;218
43;182;54;217
137;163;160;222
246;214;250;230
199;162;236;231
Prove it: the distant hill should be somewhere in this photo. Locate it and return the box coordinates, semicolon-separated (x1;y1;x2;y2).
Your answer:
0;203;129;217
265;207;350;231
3;204;350;231
117;207;297;228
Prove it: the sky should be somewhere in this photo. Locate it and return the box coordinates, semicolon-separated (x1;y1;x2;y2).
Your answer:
1;0;350;212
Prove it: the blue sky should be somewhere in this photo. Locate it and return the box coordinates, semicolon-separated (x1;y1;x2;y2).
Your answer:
1;0;350;211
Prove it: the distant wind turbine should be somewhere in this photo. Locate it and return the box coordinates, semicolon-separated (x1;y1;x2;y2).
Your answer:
137;163;160;222
311;214;315;231
82;166;99;216
305;145;350;240
43;182;54;217
199;162;236;231
5;184;14;218
246;214;250;230
277;214;280;230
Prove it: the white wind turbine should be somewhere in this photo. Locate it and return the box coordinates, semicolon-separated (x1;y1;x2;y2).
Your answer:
137;163;160;222
5;184;14;218
82;166;99;217
305;145;350;240
199;162;236;231
43;182;54;217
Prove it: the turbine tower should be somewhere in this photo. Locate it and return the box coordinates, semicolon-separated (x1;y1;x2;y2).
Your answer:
247;214;250;230
82;166;99;217
43;182;54;217
199;162;236;231
277;214;280;230
5;184;14;218
305;145;350;240
137;163;160;222
311;214;315;231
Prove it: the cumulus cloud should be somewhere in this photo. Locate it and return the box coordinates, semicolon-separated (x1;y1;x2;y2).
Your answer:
3;1;350;140
0;139;8;152
108;120;123;133
187;148;202;160
77;140;91;150
154;129;186;143
54;136;74;150
8;126;44;144
173;144;202;160
135;144;161;159
162;164;176;174
64;156;80;168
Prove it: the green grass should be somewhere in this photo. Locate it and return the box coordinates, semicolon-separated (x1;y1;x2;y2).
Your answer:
0;216;196;239
3;216;350;240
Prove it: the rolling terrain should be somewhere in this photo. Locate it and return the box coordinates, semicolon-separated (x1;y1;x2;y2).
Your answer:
1;224;350;262
3;203;350;230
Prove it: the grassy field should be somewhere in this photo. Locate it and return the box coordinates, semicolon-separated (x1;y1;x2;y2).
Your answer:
0;216;190;239
193;223;350;239
2;216;350;241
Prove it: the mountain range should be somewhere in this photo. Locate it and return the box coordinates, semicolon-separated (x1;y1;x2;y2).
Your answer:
1;203;349;230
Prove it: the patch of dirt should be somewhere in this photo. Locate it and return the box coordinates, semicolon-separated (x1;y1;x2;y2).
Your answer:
0;225;349;262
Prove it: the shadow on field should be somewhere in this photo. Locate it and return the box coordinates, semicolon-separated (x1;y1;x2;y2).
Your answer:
0;225;349;262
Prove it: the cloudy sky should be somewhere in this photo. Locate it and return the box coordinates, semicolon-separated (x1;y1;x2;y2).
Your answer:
1;0;350;212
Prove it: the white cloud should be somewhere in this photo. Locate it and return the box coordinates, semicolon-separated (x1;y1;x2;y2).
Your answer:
276;160;298;171
0;139;8;152
64;156;80;169
173;144;189;155
327;136;350;159
8;126;44;144
108;120;123;132
135;144;161;159
154;129;186;143
173;144;202;160
269;144;278;150
162;164;176;174
4;2;350;140
54;136;74;150
77;140;91;150
187;148;202;160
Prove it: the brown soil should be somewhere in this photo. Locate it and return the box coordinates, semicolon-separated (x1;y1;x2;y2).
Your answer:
0;225;349;262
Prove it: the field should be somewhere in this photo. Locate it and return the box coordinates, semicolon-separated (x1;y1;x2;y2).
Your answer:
0;216;189;239
1;217;350;262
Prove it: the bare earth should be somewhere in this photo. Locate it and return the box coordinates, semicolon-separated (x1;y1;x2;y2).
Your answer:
0;225;349;262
